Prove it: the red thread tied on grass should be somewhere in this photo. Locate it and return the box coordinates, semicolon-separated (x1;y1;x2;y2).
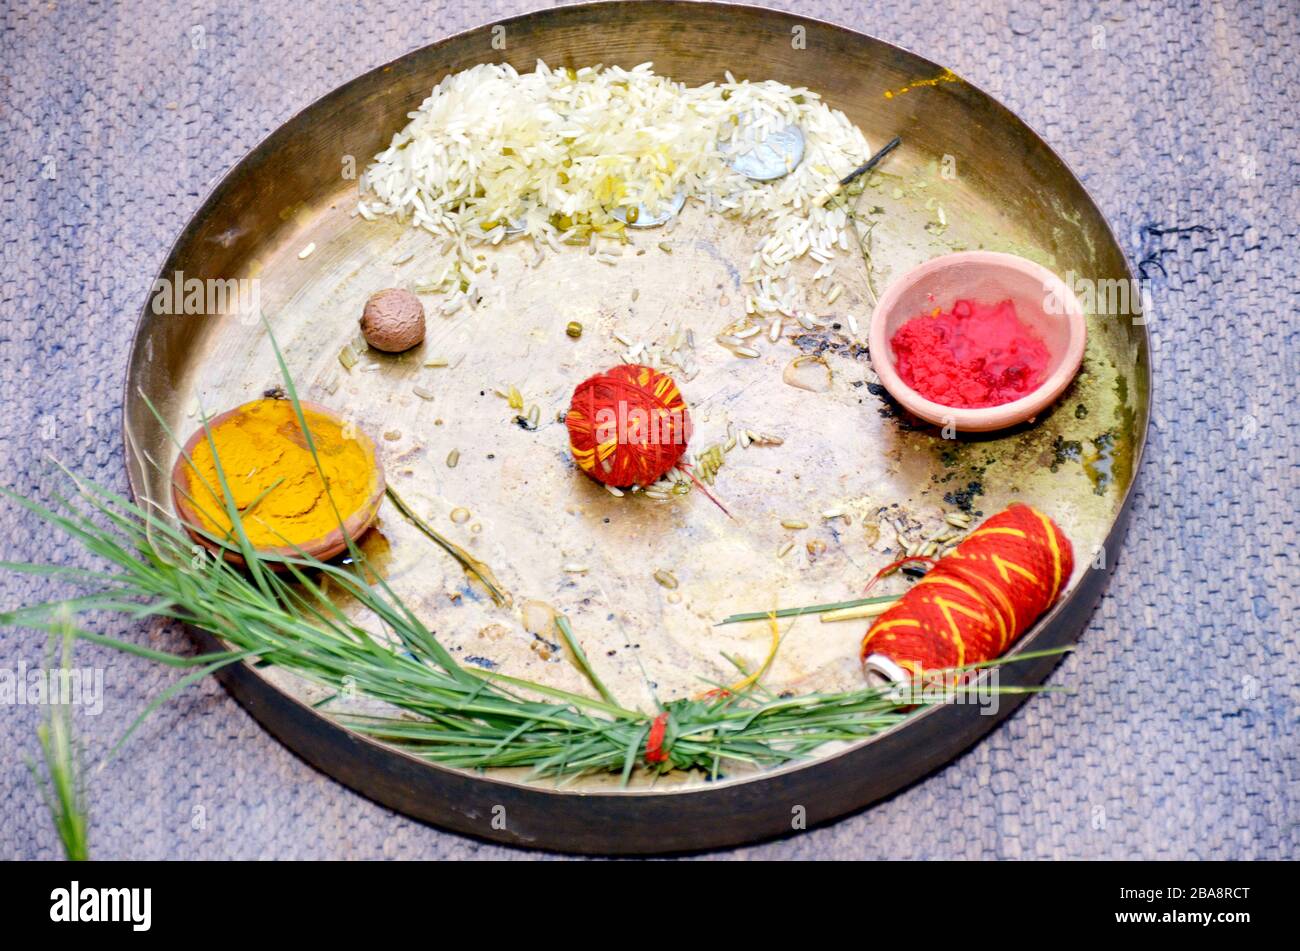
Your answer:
645;711;670;764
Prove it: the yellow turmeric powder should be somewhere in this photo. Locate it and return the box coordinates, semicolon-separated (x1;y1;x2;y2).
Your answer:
179;399;378;550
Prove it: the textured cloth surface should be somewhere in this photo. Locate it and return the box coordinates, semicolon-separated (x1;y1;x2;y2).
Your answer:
1;0;1295;860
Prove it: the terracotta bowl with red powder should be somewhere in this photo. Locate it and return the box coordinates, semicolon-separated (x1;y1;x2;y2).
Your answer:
868;251;1087;432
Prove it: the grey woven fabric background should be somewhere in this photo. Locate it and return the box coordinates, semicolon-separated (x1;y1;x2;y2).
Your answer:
1;0;1296;860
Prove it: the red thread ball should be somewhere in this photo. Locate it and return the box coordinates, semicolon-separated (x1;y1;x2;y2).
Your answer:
566;364;692;487
861;503;1074;678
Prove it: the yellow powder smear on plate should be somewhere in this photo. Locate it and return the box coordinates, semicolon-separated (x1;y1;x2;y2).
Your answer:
182;399;375;549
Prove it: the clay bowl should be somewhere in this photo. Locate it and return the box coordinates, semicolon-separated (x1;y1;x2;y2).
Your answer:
868;251;1087;432
171;398;385;565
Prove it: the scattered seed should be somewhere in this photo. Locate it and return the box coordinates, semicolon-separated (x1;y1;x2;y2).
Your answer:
631;288;640;301
847;313;859;335
566;320;583;338
383;430;401;441
735;325;761;339
446;449;460;468
413;385;435;401
563;563;589;574
450;507;471;524
781;519;808;530
653;569;678;590
338;345;358;370
768;317;782;342
734;346;760;358
944;511;972;528
657;242;673;253
605;484;624;498
424;358;449;368
826;284;843;304
777;541;795;558
507;385;523;410
298;242;316;259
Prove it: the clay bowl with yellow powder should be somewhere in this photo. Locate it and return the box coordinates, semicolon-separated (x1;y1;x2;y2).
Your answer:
171;398;385;565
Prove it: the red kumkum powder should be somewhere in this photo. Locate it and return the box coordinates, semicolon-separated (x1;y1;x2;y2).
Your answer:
890;299;1051;408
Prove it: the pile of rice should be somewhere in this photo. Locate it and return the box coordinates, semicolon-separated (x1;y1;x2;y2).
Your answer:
359;61;870;333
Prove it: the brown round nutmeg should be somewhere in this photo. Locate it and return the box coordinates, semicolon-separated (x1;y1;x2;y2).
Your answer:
359;288;425;353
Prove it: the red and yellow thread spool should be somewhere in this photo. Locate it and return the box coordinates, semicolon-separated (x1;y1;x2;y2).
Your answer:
566;364;691;487
861;503;1074;681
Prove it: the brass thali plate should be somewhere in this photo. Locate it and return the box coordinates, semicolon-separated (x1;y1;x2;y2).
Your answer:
124;2;1149;853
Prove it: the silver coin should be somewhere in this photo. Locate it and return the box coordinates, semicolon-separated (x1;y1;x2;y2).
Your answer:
611;189;687;228
727;122;805;181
